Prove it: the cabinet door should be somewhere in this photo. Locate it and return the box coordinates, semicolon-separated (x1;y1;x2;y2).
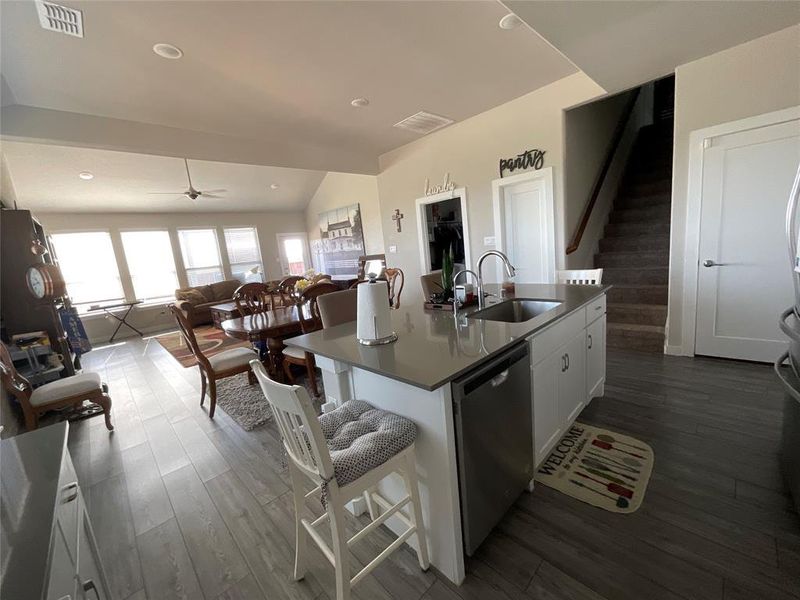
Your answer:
533;351;562;466
559;333;586;426
586;315;606;399
47;523;77;600
76;500;110;600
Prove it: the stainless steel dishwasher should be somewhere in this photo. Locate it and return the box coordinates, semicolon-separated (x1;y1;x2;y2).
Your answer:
452;342;532;555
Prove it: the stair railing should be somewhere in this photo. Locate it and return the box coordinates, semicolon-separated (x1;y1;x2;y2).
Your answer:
566;88;641;255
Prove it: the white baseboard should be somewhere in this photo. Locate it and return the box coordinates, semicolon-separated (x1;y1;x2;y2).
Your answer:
664;344;690;356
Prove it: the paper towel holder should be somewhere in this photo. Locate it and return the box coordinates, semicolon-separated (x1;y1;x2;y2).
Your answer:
357;274;398;346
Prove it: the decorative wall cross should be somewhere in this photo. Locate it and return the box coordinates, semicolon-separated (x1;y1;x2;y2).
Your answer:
392;209;404;232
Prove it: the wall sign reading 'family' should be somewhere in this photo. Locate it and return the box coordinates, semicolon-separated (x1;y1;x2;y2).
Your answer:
424;172;457;196
499;148;546;178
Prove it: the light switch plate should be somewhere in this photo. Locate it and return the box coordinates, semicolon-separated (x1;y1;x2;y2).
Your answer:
483;236;496;246
389;245;397;253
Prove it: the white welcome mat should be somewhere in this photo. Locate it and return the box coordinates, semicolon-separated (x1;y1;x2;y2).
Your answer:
535;422;654;513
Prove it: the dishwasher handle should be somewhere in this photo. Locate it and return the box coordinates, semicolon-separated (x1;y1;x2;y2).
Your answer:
458;343;529;396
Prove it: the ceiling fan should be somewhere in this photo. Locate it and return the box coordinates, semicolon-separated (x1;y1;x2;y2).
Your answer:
149;158;226;200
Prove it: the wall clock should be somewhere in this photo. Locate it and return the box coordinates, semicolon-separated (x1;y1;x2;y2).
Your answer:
26;264;67;300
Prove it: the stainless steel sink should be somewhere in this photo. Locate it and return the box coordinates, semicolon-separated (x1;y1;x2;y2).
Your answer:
467;299;562;323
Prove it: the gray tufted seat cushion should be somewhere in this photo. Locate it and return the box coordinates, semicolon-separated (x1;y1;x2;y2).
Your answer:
318;400;417;489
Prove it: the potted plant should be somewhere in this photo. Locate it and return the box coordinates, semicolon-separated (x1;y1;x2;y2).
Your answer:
440;244;455;302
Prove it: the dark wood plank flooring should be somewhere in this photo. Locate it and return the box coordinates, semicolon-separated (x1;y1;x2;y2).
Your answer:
66;338;799;600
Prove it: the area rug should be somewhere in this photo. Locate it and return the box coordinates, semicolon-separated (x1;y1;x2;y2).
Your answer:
215;373;273;430
215;372;324;431
155;326;251;368
535;423;654;513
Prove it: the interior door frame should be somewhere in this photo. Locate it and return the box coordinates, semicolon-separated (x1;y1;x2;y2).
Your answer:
678;105;800;356
275;231;311;277
491;167;557;283
415;187;471;274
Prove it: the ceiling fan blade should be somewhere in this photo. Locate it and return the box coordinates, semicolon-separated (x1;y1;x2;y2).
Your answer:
202;189;227;194
148;191;188;195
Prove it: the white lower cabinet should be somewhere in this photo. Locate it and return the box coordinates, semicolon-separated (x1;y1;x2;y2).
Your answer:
586;314;606;399
531;294;606;466
532;350;562;463
558;332;586;426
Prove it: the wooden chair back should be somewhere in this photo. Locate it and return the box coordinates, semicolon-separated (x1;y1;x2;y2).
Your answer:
0;342;32;402
298;282;340;334
233;282;272;315
250;359;334;481
385;268;404;309
317;289;358;328
556;269;604;285
357;254;386;280
277;276;303;305
169;304;212;371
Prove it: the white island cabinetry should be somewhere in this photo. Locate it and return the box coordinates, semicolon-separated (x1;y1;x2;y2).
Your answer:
530;292;606;466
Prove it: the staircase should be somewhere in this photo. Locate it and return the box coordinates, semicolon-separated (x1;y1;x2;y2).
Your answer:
595;121;673;352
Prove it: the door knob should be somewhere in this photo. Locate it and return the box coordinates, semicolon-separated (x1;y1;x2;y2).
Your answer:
703;259;719;267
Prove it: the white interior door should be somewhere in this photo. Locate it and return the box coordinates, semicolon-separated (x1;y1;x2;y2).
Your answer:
494;170;555;284
276;233;310;277
695;119;800;362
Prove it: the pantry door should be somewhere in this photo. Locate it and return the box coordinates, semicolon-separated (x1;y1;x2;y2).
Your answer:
695;118;800;362
492;168;556;284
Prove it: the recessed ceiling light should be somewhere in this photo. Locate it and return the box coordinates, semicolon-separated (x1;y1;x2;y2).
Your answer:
270;183;279;190
79;171;94;180
499;13;523;30
153;43;183;60
351;97;369;108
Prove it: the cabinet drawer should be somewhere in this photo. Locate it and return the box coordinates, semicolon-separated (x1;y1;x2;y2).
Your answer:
585;294;606;325
530;309;585;366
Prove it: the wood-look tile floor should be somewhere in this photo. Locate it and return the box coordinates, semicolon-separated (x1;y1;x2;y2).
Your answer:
69;338;800;600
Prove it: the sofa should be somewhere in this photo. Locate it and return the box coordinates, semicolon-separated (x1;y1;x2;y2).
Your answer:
173;280;242;327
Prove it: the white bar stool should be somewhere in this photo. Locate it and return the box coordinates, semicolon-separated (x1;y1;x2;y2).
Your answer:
556;268;604;285
250;360;430;600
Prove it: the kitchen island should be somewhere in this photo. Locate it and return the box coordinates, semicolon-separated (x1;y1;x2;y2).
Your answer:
286;283;609;584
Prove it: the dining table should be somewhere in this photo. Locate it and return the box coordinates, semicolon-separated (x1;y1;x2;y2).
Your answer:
220;305;309;378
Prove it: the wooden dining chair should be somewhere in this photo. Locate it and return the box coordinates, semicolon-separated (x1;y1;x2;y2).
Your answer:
169;304;259;418
385;268;404;309
278;276;304;306
282;281;339;396
233;282;273;315
0;341;113;431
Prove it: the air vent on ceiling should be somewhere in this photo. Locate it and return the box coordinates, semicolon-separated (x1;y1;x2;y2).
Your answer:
393;111;454;135
36;1;84;38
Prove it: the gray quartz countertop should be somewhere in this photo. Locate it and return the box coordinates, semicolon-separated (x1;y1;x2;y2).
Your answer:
286;283;610;391
1;422;69;600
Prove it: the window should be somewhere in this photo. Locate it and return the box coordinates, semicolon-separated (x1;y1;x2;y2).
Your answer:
178;229;224;286
51;232;124;307
224;227;264;283
120;230;179;302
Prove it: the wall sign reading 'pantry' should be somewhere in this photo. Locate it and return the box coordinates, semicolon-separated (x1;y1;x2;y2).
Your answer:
499;148;546;178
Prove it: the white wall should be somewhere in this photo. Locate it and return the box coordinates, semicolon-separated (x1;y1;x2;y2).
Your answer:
37;210;305;342
376;72;605;302
304;171;384;256
666;25;800;353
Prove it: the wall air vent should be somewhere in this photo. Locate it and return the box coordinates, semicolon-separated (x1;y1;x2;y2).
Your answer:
393;111;454;135
36;1;84;38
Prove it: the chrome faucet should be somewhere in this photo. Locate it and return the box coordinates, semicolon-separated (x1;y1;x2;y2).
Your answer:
452;269;479;314
476;250;516;309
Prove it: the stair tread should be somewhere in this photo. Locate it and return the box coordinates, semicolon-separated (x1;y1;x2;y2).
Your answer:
607;283;668;290
603;266;668;271
596;250;667;256
607;322;666;333
607;302;667;311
